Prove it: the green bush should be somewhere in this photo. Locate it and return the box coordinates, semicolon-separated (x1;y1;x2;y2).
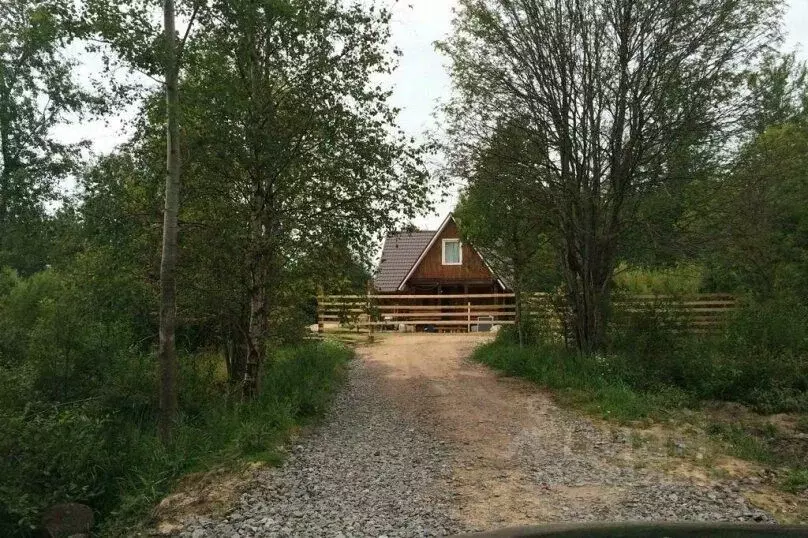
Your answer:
608;300;723;397
0;327;352;536
0;405;114;536
495;309;553;347
0;270;65;367
607;296;808;412
711;297;808;412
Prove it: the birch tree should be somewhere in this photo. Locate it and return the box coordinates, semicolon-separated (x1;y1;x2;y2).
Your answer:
87;0;201;441
157;0;180;443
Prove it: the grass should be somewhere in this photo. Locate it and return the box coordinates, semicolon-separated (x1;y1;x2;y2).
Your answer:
472;341;691;423
105;340;352;535
472;338;808;495
613;262;704;295
705;421;808;495
706;422;775;464
782;469;808;493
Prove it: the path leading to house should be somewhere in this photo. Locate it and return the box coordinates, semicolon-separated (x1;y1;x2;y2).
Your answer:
175;334;773;538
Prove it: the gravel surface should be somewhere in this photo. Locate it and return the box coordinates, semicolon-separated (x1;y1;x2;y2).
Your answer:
179;360;467;538
511;416;774;523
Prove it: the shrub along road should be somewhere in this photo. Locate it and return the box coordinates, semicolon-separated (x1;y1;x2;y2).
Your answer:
175;334;779;537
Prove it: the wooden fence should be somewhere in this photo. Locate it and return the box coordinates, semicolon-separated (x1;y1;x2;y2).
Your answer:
613;294;738;333
315;292;738;335
317;293;516;333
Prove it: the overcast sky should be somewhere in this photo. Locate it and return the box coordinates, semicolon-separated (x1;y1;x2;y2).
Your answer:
56;0;808;230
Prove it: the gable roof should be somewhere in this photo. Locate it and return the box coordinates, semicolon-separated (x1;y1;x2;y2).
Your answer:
396;213;455;291
373;230;435;292
374;214;507;292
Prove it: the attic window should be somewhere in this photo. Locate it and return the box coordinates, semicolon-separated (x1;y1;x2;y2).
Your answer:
442;239;462;265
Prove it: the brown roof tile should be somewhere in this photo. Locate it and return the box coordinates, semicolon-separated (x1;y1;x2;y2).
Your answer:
373;230;435;292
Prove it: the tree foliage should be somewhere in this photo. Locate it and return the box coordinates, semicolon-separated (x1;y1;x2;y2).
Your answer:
0;0;100;273
1;0;431;531
440;0;782;351
454;119;556;344
706;122;808;298
177;0;430;393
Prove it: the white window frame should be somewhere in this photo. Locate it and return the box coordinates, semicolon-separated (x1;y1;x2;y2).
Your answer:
441;238;462;266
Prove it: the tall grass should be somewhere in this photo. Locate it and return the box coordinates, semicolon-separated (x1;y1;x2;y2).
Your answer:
0;341;352;537
613;262;704;295
472;341;693;422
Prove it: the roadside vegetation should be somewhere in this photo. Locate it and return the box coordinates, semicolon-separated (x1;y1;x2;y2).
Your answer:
473;295;808;496
3;0;808;534
0;264;352;534
476;297;808;418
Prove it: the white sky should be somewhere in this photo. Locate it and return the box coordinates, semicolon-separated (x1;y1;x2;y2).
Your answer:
54;0;808;230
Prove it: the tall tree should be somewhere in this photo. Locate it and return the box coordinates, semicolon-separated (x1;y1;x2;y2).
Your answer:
743;52;808;135
181;0;431;395
702;122;808;298
0;0;97;274
83;0;200;441
157;0;180;442
440;0;781;352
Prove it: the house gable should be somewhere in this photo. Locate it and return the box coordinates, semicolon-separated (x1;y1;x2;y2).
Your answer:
407;219;493;283
393;214;505;292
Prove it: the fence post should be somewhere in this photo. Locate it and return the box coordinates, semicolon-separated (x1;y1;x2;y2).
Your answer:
467;301;471;332
367;280;375;343
316;285;324;334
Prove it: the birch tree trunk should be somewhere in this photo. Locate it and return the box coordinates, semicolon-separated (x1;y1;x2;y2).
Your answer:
243;208;268;399
158;0;180;443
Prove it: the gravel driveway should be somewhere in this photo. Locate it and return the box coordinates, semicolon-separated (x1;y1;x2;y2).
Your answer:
178;333;774;537
179;357;467;538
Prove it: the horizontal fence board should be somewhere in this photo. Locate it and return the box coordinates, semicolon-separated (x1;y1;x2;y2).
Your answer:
321;293;515;300
376;304;515;311
320;312;516;321
319;304;516;311
619;307;734;313
621;294;735;300
359;320;516;326
378;311;515;318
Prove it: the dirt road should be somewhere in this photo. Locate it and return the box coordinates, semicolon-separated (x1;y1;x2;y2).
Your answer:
171;333;777;537
360;333;772;530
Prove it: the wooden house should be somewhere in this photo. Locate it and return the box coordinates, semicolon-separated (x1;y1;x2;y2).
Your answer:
374;213;508;295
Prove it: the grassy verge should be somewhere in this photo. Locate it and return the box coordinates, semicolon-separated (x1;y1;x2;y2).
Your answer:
1;341;352;537
104;340;352;535
471;341;693;423
472;339;807;495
